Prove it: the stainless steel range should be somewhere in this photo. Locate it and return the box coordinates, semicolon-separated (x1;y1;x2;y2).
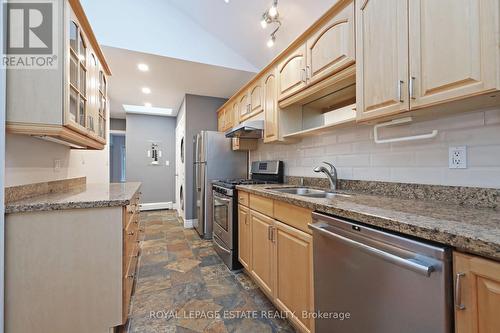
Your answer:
212;160;284;270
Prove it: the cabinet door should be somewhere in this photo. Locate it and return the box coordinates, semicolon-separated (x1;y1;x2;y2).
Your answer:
238;205;251;270
263;70;279;143
217;110;225;132
307;1;355;85
409;0;498;110
224;107;233;131
274;221;313;333
278;44;307;101
250;210;274;297
249;81;263;116
355;0;409;121
454;252;500;333
232;101;239;126
238;94;249;121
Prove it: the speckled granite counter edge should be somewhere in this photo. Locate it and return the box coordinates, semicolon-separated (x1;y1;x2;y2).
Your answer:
237;185;500;261
5;177;86;204
5;182;142;214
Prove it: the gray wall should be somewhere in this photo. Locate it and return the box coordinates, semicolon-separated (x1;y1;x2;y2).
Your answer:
184;94;227;220
110;118;126;131
126;114;176;204
110;134;125;182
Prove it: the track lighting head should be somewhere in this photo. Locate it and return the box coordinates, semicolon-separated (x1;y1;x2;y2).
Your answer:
267;34;276;48
260;0;281;45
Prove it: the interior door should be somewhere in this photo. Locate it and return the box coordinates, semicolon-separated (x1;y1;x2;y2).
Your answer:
307;1;355;85
408;0;498;110
355;0;409;121
278;44;307;101
250;210;274;297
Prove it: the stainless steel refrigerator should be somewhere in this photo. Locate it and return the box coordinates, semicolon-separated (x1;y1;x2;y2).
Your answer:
194;131;247;239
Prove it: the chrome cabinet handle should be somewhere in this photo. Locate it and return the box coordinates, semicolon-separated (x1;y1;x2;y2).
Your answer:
306;65;311;80
301;68;306;83
271;227;276;243
398;80;404;102
268;225;272;241
455;273;466;310
410;76;416;100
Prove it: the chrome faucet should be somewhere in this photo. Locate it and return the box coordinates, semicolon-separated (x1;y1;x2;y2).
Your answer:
313;162;338;191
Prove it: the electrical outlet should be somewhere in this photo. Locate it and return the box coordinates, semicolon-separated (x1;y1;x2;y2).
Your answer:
449;146;467;169
54;159;62;172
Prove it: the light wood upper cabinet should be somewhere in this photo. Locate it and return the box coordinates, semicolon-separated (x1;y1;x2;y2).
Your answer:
263;69;279;143
307;1;355;85
232;101;239;126
217;110;225;132
355;0;409;121
249;81;264;116
6;0;110;149
238;205;251;271
278;44;308;101
408;0;499;110
274;220;314;333
250;210;275;297
238;94;250;121
454;252;500;333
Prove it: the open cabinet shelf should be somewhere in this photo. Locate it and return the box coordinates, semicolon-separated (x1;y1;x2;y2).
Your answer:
281;84;356;139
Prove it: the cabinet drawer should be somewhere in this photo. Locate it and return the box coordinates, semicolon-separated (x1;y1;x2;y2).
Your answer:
249;194;274;216
123;251;138;322
238;192;250;206
124;227;139;260
274;200;312;234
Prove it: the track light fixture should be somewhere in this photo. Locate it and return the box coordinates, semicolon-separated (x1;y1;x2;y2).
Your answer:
261;0;281;47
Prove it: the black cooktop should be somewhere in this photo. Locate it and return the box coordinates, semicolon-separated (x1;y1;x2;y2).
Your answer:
213;179;268;189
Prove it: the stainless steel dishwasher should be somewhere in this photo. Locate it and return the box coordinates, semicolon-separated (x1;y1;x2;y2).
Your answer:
310;212;453;333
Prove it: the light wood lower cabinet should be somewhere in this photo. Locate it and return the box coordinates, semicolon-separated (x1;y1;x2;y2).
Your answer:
454;251;500;333
274;220;314;333
238;205;251;270
250;210;275;297
238;193;314;333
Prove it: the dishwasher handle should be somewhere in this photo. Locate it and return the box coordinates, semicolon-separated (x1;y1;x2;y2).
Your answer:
310;222;435;277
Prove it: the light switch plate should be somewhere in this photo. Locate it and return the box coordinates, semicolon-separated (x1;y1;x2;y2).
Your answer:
449;146;467;169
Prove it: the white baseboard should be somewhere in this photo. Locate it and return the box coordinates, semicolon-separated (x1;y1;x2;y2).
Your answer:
140;202;173;211
184;219;196;229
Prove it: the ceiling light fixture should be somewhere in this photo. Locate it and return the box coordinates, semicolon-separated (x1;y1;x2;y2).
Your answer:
267;34;276;48
137;63;149;72
142;87;151;94
260;0;281;47
224;0;230;3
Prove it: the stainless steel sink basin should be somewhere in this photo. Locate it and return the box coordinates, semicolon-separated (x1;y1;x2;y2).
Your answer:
267;187;351;199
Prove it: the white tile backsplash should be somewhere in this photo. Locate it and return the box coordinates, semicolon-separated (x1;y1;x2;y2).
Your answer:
251;108;500;188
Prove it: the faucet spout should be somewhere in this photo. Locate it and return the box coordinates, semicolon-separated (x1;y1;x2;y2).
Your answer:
313;162;338;191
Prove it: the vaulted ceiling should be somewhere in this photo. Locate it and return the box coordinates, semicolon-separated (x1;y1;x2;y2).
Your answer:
80;0;336;118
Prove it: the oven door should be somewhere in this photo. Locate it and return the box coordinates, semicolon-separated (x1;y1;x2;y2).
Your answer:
212;190;233;248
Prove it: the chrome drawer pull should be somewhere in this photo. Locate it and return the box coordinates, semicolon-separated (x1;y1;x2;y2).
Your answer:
455;273;466;310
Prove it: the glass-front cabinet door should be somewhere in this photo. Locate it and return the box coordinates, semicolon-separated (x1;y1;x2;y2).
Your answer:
67;17;88;133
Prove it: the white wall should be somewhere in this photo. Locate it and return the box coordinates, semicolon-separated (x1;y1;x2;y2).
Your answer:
80;0;257;72
251;108;500;189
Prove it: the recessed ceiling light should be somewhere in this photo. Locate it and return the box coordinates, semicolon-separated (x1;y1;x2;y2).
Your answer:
144;102;152;108
267;35;276;48
141;87;151;94
137;63;149;72
123;104;174;117
224;0;229;3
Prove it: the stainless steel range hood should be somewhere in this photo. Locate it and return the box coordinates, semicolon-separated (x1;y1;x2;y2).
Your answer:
225;120;264;139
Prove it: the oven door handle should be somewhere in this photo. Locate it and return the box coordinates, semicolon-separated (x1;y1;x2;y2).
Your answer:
213;192;232;203
213;236;231;254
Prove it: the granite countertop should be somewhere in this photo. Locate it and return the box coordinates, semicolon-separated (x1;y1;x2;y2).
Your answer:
6;182;142;214
237;184;500;261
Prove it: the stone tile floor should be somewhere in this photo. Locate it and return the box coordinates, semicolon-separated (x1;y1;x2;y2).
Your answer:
126;210;296;333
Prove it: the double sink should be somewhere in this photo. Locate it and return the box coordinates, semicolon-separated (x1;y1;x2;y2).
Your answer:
266;187;352;199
